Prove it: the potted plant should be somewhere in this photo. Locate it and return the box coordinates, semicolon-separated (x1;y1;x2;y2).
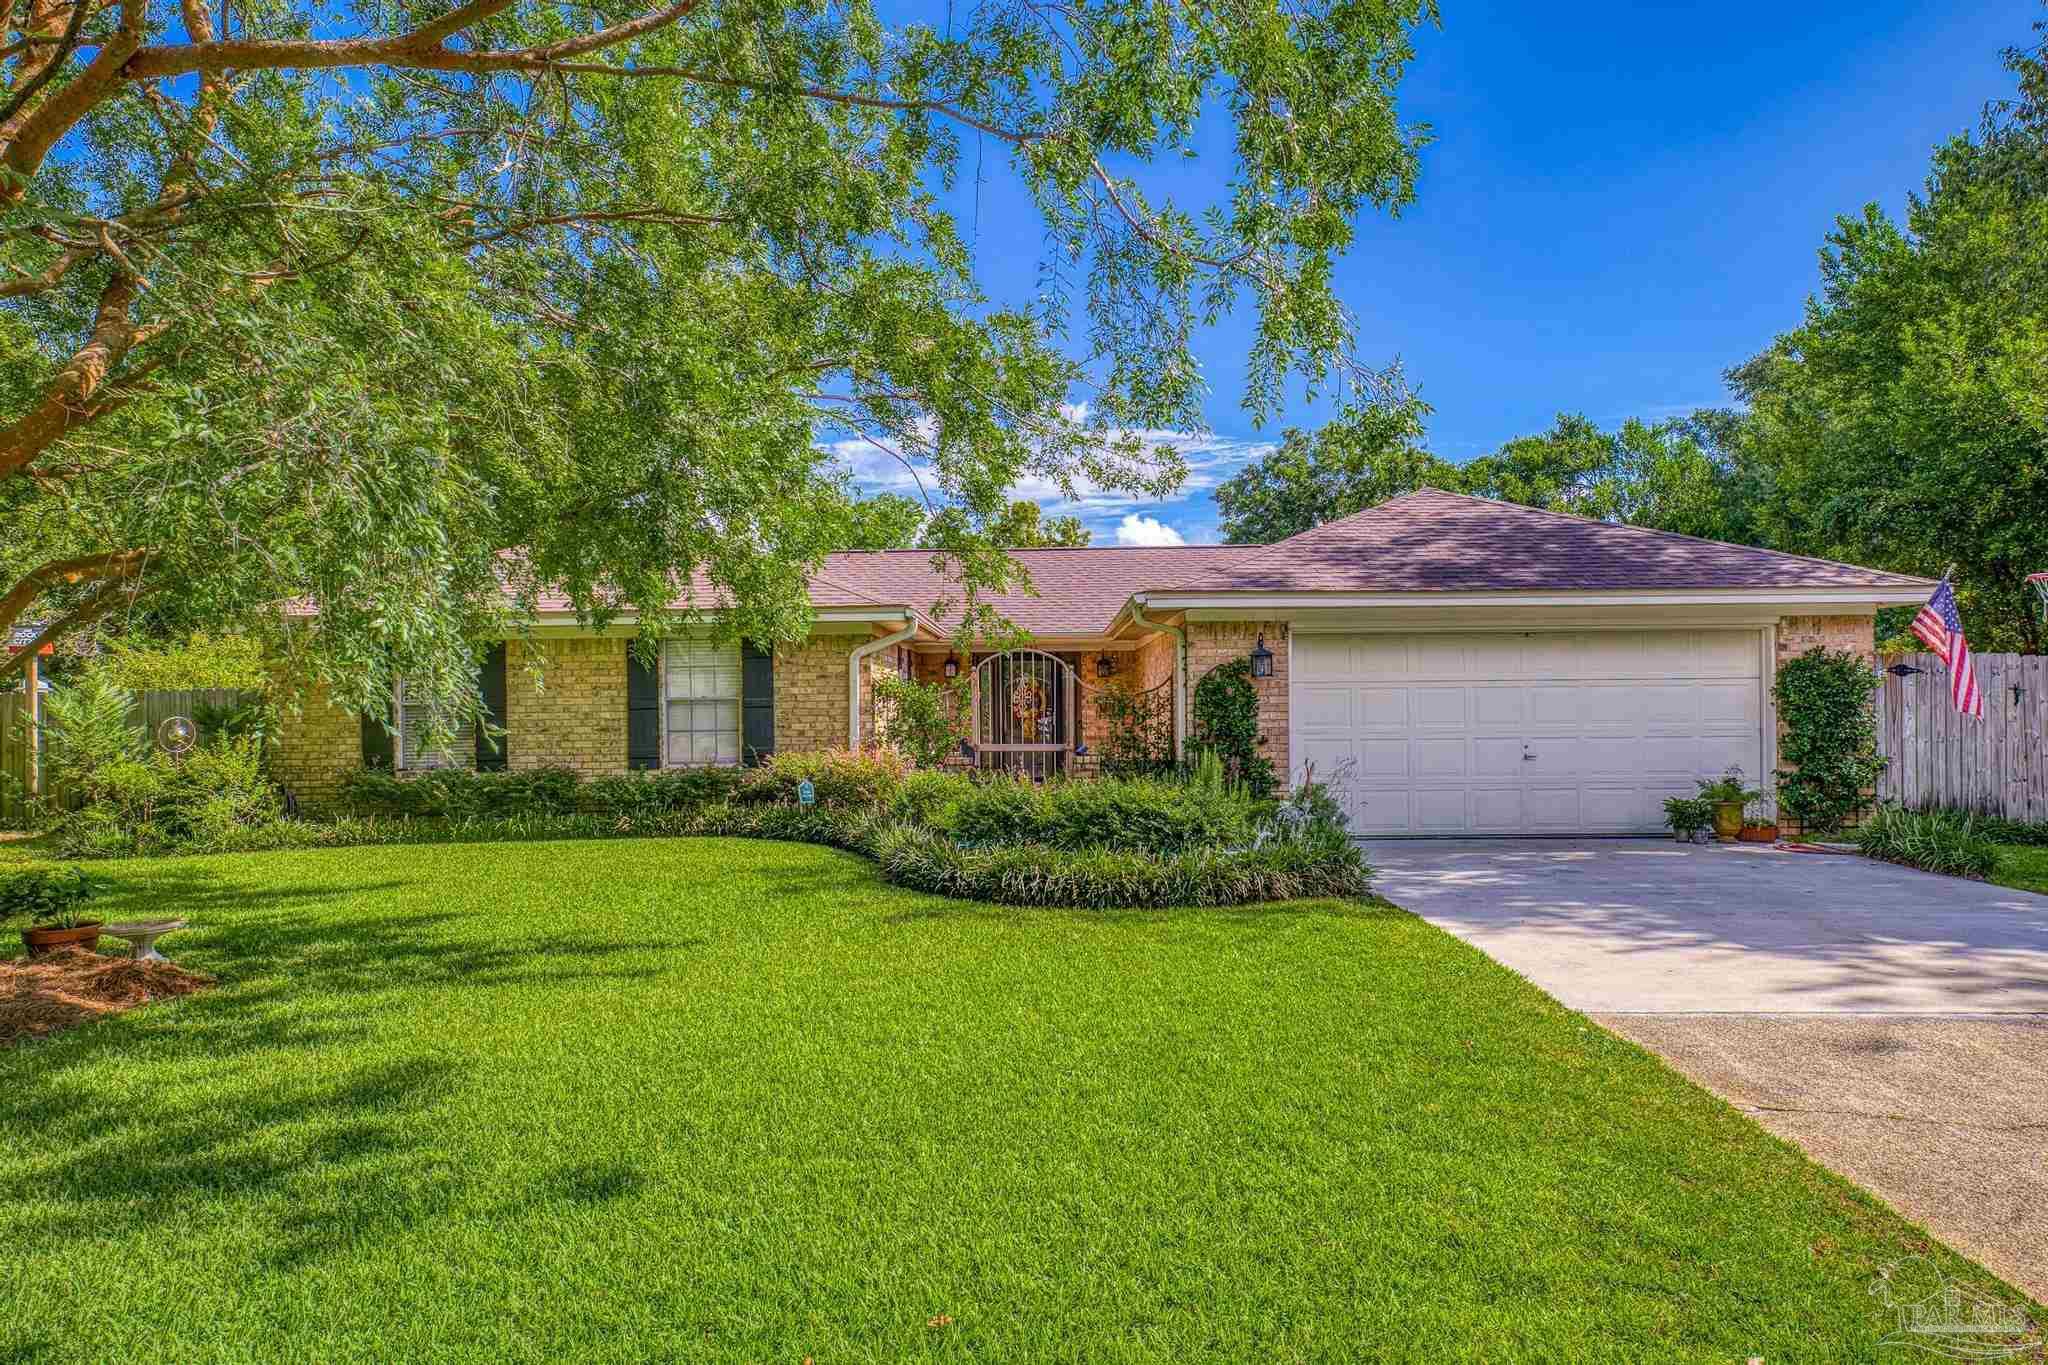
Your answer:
1695;768;1762;842
1661;795;1713;843
4;867;108;957
1739;790;1780;843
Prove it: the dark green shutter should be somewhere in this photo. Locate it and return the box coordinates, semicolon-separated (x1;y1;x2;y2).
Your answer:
360;702;395;770
475;642;508;772
626;646;661;770
742;642;774;766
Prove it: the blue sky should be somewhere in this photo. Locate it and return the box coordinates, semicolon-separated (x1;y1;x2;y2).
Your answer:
837;0;2031;545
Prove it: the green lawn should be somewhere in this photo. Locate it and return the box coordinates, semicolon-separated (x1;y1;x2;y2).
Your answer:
2;839;2025;1362
1993;843;2048;895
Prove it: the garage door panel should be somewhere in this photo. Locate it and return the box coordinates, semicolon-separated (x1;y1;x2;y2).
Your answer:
1354;737;1409;778
1411;737;1468;778
1414;788;1469;832
1470;687;1524;727
1357;687;1411;728
1412;687;1468;728
1472;735;1527;776
1295;627;1765;835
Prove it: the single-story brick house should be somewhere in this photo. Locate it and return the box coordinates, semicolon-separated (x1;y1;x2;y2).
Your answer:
273;488;1933;835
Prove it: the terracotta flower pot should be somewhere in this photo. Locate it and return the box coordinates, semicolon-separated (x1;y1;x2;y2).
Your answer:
21;922;104;958
1738;824;1779;843
1711;800;1744;841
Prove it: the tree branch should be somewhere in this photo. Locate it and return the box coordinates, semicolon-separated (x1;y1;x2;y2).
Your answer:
0;546;150;641
0;271;158;481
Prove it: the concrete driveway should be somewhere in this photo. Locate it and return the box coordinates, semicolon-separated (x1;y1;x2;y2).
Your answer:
1366;838;2048;1301
1365;838;2048;1014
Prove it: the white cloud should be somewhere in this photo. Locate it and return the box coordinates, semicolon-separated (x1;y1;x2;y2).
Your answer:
1115;513;1186;547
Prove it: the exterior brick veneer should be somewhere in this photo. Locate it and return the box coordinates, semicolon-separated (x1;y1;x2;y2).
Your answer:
779;632;863;753
505;636;630;777
272;682;362;812
1773;613;1880;835
1186;619;1290;788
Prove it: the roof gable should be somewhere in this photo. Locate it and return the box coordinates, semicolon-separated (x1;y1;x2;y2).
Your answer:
1164;488;1933;594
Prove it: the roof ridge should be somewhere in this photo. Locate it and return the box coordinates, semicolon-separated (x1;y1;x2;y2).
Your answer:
825;543;1256;557
1406;488;1937;584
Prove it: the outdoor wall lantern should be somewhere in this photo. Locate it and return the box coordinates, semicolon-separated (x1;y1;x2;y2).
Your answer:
1250;635;1275;679
1096;654;1116;680
943;657;959;680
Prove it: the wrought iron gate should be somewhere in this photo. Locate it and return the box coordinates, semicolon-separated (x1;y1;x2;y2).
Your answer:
972;650;1076;781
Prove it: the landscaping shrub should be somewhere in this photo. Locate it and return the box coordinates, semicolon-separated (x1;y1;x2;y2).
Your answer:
584;767;749;816
1094;680;1174;778
935;775;1257;854
42;733;284;858
872;675;969;769
738;750;910;807
1854;804;2001;880
0;866;105;924
876;825;1370;909
1961;812;2048;847
1773;649;1887;833
1190;656;1276;798
340;765;581;818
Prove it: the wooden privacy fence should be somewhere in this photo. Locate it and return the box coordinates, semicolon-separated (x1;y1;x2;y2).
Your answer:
0;687;253;828
1876;652;2048;822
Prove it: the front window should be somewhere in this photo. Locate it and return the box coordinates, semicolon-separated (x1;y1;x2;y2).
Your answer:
664;635;741;766
397;679;473;771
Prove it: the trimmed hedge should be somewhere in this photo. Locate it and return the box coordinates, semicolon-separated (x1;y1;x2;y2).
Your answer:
340;766;580;818
933;775;1254;855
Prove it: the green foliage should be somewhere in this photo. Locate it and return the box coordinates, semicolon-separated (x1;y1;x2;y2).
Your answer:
876;825;1369;909
738;750;912;809
874;675;970;770
191;697;274;754
1190;658;1276;798
1262;762;1356;854
583;768;749;816
1855;805;2002;880
987;500;1091;548
1727;34;2048;652
48;736;284;858
100;634;272;693
339;766;581;819
1215;404;1756;545
1662;796;1714;837
1;0;1439;713
34;668;144;803
1694;767;1763;805
0;866;105;926
1094;681;1175;778
1773;650;1886;833
935;776;1257;855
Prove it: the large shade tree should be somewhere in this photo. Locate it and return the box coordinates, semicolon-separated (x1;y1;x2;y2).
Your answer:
0;0;1436;716
1731;18;2048;651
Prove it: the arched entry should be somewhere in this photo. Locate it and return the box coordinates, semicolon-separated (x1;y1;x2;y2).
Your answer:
972;650;1077;780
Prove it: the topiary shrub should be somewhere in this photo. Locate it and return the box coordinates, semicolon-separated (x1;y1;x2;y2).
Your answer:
1773;648;1887;834
1190;657;1276;798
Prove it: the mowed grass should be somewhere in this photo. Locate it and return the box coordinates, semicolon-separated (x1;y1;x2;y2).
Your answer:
1;839;2021;1362
1993;843;2048;895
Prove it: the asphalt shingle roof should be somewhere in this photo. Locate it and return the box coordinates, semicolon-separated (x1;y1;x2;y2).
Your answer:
1168;489;1936;595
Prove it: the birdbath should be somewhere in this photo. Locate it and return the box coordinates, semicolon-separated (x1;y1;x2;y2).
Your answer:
100;919;188;963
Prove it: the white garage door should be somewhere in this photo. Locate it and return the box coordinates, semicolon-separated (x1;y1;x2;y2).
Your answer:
1292;629;1764;836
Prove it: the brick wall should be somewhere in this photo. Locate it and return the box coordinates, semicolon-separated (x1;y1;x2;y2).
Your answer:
1186;620;1289;788
505;636;629;777
779;632;861;753
1773;614;1879;834
271;682;362;812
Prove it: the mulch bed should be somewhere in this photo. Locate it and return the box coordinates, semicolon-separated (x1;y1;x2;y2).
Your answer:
1;946;213;1047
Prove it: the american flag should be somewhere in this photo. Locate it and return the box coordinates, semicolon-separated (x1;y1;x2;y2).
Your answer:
1911;580;1983;717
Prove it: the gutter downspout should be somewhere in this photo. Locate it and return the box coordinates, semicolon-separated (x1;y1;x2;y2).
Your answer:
1127;594;1187;759
849;618;917;750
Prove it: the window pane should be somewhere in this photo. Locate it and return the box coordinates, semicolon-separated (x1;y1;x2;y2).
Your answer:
662;638;742;767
